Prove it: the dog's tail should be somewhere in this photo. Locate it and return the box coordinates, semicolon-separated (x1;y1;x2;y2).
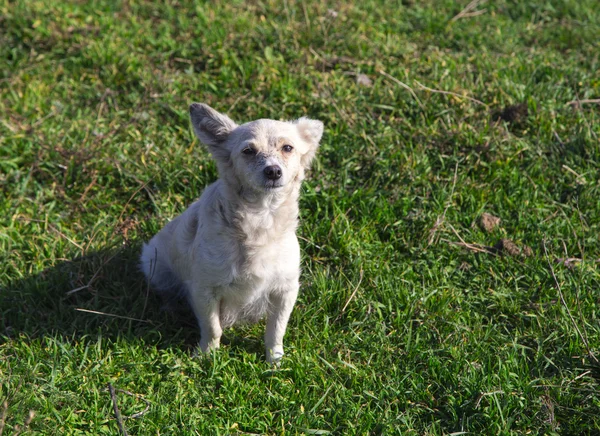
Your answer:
139;243;187;302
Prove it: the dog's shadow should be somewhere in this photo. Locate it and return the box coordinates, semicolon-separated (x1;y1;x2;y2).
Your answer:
1;244;262;355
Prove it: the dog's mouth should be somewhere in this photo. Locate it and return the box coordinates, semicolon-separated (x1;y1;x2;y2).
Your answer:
264;179;285;190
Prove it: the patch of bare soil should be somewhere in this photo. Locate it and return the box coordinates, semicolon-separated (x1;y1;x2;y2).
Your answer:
480;212;501;233
493;238;533;257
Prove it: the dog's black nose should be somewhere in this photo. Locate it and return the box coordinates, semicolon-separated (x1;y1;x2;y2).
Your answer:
264;165;282;180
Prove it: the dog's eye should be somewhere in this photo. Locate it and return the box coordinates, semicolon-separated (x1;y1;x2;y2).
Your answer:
242;147;256;156
282;145;293;153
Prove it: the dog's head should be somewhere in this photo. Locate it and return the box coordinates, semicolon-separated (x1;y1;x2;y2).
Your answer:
189;103;323;194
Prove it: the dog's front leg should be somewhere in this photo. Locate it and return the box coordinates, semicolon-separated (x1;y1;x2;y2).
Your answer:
188;291;222;353
265;285;299;363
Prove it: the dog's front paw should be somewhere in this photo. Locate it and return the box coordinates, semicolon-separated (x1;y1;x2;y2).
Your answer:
199;337;221;354
266;346;284;364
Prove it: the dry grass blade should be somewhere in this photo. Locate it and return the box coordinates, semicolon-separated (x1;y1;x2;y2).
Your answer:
543;240;598;364
66;250;120;295
475;390;504;409
341;269;364;313
451;0;488;22
12;410;35;436
562;164;587;185
541;393;558;430
0;401;7;436
446;223;499;256
48;223;84;252
108;383;129;436
378;70;425;109
75;308;153;324
415;80;488;107
566;99;600;106
556;257;582;269
107;388;151;420
428;163;459;246
116;180;151;225
442;239;497;255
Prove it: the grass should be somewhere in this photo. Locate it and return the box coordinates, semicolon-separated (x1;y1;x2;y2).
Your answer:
1;0;599;434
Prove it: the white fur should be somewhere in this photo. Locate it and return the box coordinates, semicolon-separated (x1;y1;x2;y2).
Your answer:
140;103;323;362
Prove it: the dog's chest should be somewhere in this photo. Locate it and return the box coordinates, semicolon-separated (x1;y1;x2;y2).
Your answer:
233;237;297;289
195;201;301;294
213;237;298;327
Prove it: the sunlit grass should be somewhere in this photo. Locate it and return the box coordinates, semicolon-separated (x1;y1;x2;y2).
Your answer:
1;0;599;434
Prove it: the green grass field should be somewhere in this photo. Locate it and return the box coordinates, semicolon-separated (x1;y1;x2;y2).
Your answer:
1;0;599;434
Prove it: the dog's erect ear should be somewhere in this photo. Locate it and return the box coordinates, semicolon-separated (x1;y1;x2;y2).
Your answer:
189;103;238;146
295;117;324;168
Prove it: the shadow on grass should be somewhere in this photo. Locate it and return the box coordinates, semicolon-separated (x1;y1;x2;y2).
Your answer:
0;244;202;349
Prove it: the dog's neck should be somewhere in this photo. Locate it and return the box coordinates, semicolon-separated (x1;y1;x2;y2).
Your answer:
223;182;301;243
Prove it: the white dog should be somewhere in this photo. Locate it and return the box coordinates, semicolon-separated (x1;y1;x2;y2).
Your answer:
140;103;323;362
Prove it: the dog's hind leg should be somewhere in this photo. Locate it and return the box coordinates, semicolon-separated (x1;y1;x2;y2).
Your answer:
265;285;299;363
187;289;223;353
